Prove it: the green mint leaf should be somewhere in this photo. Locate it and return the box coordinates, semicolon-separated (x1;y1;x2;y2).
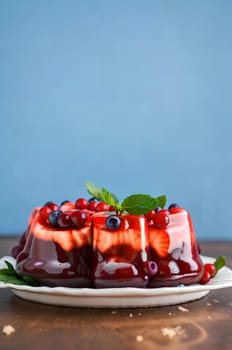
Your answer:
101;188;119;207
0;261;41;286
4;261;17;275
21;275;41;286
0;274;27;285
0;268;16;276
121;194;159;215
214;256;226;272
85;181;103;201
156;195;167;209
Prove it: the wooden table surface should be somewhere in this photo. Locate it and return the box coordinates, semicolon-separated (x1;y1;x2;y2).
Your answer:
0;237;231;350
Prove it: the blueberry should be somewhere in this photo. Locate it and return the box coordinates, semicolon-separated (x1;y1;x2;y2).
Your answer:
88;197;99;202
168;203;179;210
105;215;121;231
155;206;161;213
48;210;62;227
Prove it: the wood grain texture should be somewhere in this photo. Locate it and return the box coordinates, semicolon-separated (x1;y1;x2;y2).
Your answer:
0;238;231;350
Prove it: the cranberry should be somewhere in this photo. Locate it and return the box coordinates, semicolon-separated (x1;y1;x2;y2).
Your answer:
153;210;169;229
39;206;52;224
200;270;211;284
75;198;89;210
88;200;98;211
109;205;116;212
96;202;110;212
57;211;72;228
204;263;216;278
145;210;156;222
71;210;89;227
60;201;76;211
43;201;59;211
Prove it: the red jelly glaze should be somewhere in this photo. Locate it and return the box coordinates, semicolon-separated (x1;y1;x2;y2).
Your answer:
16;210;93;287
148;209;204;287
92;214;150;288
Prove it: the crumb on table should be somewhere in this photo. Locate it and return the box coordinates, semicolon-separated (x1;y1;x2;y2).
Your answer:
2;325;15;336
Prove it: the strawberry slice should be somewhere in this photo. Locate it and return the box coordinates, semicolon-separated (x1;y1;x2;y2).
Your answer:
149;228;170;257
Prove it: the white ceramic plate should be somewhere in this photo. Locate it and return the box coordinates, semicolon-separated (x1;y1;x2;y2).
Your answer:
0;256;232;308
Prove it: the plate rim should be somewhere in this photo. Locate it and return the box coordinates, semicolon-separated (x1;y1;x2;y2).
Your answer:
0;255;232;297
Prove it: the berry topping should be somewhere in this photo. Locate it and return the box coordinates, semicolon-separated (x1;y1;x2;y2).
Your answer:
71;210;89;227
145;210;156;222
88;197;99;202
200;270;211;284
96;202;110;212
39;206;52;224
145;261;158;276
43;202;59;211
109;205;116;212
75;198;89;210
59;201;76;211
204;263;216;278
48;210;63;228
88;200;98;211
85;181;166;216
200;256;226;284
153;210;169;229
57;211;72;228
168;203;179;210
105;215;121;231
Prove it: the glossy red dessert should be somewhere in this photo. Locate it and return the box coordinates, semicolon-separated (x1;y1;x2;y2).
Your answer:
15;202;93;287
11;184;206;288
147;207;204;287
92;214;157;288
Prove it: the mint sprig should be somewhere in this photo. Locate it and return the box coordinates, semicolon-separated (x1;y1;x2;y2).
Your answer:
85;181;166;215
0;261;40;286
214;256;226;273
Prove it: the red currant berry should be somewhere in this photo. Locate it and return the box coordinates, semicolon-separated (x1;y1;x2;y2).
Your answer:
95;202;110;212
60;201;76;211
43;201;59;211
71;210;90;227
57;211;72;228
145;210;156;222
109;205;116;212
204;263;216;278
39;206;52;224
200;270;211;284
88;200;98;211
153;210;169;229
75;198;89;210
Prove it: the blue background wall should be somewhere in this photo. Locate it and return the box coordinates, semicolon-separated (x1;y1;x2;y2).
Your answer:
0;0;232;240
